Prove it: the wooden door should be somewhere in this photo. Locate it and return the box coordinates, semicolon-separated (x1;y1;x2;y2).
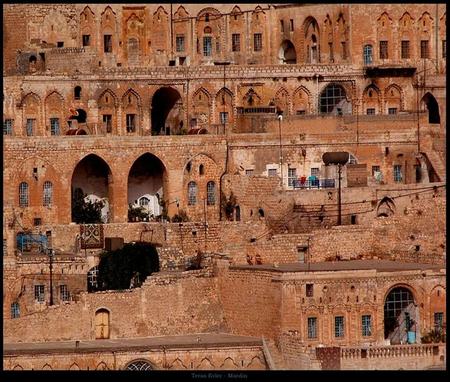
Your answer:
95;309;110;339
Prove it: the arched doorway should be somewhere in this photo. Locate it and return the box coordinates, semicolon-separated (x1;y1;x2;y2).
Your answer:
384;287;418;344
377;197;395;217
95;308;110;339
279;40;297;64
151;87;182;135
304;17;320;63
128;153;167;221
421;92;440;124
71;154;112;223
125;360;153;370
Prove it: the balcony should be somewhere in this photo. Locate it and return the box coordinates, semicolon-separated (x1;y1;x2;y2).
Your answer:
291;178;336;190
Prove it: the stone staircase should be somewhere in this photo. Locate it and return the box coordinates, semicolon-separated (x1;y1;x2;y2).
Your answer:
262;338;287;370
423;150;446;182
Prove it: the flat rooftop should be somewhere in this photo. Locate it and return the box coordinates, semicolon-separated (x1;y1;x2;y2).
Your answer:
4;333;263;355
231;260;444;273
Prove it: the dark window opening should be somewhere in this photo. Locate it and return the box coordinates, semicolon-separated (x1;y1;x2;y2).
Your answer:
306;284;314;297
401;40;410;59
380;40;388;59
254;33;262;52
33;218;42;226
126;114;136;133
103;114;112;133
258;208;264;217
74;86;81;100
420;40;429;59
104;35;112;53
351;215;357;225
232;34;240;52
57;41;64;48
82;35;90;47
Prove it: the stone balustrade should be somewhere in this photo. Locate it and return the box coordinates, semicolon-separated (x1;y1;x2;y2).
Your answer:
341;344;442;360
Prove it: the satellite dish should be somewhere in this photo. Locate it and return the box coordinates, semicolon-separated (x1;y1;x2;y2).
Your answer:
322;152;349;165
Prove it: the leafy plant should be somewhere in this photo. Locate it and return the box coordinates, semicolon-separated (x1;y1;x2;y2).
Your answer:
128;205;148;222
71;188;104;224
421;329;446;344
97;242;159;291
171;209;189;222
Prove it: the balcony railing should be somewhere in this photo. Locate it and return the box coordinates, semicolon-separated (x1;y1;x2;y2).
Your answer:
291;178;336;189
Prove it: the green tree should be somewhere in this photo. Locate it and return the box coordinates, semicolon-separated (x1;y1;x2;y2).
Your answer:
97;242;159;290
71;188;104;224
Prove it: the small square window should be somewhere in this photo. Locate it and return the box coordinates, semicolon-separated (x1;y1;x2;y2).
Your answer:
33;218;42;226
57;41;64;48
366;108;375;115
388;108;397;115
245;169;254;176
268;168;277;177
372;165;380;176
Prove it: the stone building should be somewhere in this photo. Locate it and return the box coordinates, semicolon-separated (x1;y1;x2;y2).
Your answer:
3;3;446;370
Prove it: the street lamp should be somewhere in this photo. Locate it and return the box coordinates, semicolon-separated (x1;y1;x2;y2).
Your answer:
322;152;349;226
47;248;55;306
277;111;284;188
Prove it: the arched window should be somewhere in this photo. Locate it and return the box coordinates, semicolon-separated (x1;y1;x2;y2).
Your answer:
188;181;197;205
199;164;205;175
384;287;415;342
74;86;82;100
11;302;20;318
207;181;216;205
43;181;53;206
19;182;29;207
126;360;153;370
139;196;150;207
363;44;373;65
319;84;348;115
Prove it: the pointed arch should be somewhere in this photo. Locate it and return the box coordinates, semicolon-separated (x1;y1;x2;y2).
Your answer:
183;152;218;173
421;92;440;124
384;84;403;112
42;363;52;370
96;361;109;370
168;358;188;369
80;5;95;20
273;87;290;114
247;355;266;369
154;5;168;18
193;87;212;103
20;92;41;107
174;5;189;19
121;88;142;108
362;84;381;114
377;196;396;217
44;90;64;104
243;88;262;107
197;357;215;370
69;362;80;370
98;88;119;107
220;357;239;369
13;364;23;371
231;6;243;16
101;5;116;18
293;86;312;114
303;16;320;63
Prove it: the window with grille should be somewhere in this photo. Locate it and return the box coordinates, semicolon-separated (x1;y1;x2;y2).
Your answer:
50;118;60;135
87;266;99;290
82;34;90;47
219;112;228;125
26;119;35;136
104;35;112;53
366;108;375;115
245;169;254;176
139;197;150;207
341;41;347;60
103;114;112;133
306;284;314;297
268;168;277;177
335;316;344;337
363;44;373;65
35;285;45;302
43;181;53;206
11;302;20;319
4;119;13;136
176;34;185;52
126;114;136;133
232;34;240;52
388;108;397;115
308;317;317;339
310;168;319;177
372;165;380;176
434;312;444;332
188;181;197;205
420;40;429;59
401;40;410;59
203;36;212;56
19;182;29;207
3;239;6;256
288;168;297;187
362;315;372;336
60;285;70;301
393;164;402;182
207;181;216;205
442;40;446;59
254;33;262;51
379;40;388;59
319;84;347;114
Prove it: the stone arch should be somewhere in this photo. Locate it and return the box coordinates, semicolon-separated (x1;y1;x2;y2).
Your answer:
272;87;290;115
151;87;183;135
384;84;403;113
197;7;221;21
42;363;52;370
242;88;262;107
429;285;446;329
421;92;440;124
13;364;23;371
383;285;418;343
96;361;109;370
168;358;188;370
303;16;320;63
279;40;297;64
322;14;333;62
191;87;211;129
377;12;393;59
197;357;215;370
80;6;96;47
98;88;119;108
174;5;189;19
377;196;395;217
247;355;266;370
44;91;65;135
215;87;234;126
97;89;118;134
71;154;113;223
122;88;142;134
95;308;110;339
293;86;312;114
362;84;381;114
125;359;154;370
69;362;80;370
21;92;42;136
220;357;239;369
336;11;349;61
127;153;167;220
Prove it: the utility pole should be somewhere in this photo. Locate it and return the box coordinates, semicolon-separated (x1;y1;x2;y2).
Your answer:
203;198;207;252
278;112;283;188
48;248;54;306
337;164;342;225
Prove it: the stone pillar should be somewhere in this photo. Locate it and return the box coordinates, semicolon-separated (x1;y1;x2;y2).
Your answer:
111;177;128;223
